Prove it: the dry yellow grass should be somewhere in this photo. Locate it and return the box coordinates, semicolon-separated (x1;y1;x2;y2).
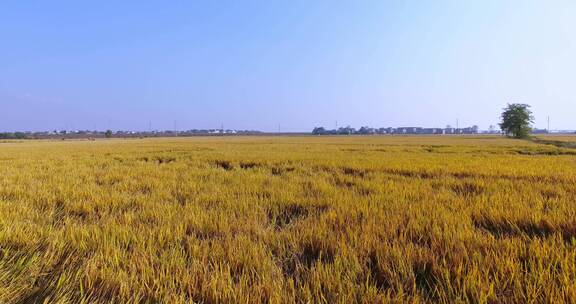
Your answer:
535;135;576;142
0;136;575;303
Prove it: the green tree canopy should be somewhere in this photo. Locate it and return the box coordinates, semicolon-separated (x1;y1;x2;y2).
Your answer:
499;103;534;138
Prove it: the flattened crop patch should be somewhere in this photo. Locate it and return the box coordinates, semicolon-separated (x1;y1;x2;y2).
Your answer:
267;203;329;230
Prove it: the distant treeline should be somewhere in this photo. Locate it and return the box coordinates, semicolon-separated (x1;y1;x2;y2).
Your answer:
0;132;28;139
0;129;264;140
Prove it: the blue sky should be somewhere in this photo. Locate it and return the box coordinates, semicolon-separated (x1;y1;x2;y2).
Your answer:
1;1;575;132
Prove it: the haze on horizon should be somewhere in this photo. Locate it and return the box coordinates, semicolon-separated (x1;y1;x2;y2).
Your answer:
1;1;575;132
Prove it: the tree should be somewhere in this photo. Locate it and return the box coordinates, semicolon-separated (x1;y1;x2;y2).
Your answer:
499;103;534;138
312;127;326;135
105;130;113;138
358;126;375;135
338;126;355;135
14;132;26;139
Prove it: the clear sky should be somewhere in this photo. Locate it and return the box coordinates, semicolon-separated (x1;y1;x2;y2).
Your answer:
1;1;575;132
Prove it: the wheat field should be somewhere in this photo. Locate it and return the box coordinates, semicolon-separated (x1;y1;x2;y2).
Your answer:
0;136;575;303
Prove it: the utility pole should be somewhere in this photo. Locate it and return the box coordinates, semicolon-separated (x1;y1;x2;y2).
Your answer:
278;124;281;134
547;116;550;133
174;120;178;137
456;119;459;134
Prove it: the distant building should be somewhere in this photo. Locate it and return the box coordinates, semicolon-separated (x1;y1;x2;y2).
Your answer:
421;128;443;134
398;127;422;134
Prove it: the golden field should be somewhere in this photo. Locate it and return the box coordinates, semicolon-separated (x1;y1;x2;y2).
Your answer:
0;135;575;303
537;135;576;142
